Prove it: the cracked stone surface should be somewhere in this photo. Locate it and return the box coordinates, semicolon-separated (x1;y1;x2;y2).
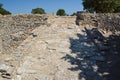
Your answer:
12;26;81;80
0;16;106;80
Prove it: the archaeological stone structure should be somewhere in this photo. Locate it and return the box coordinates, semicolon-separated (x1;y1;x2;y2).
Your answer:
0;14;48;54
0;13;120;80
76;12;120;33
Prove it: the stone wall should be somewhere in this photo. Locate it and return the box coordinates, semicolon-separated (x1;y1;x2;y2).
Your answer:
76;12;120;33
0;14;48;54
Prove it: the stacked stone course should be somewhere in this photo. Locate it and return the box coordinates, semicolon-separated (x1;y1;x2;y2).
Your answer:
76;12;120;32
0;14;48;54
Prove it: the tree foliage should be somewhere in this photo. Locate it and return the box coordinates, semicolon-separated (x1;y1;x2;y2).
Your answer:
0;4;3;8
0;3;11;15
71;12;76;16
82;0;120;13
56;9;66;16
31;8;46;14
114;6;120;13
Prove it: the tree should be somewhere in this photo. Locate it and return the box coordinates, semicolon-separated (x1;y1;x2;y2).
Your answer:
31;8;46;14
0;3;11;15
114;6;120;12
0;4;3;8
82;0;120;13
56;9;66;16
71;12;76;16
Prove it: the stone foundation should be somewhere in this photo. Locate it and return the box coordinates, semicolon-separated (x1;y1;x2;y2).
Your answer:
0;14;48;54
76;12;120;33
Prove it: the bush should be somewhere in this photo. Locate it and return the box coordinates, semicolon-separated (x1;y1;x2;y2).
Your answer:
31;8;46;14
56;9;66;16
71;13;76;16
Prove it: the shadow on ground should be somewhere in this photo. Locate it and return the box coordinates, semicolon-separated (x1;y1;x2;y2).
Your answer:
62;31;120;80
97;34;120;80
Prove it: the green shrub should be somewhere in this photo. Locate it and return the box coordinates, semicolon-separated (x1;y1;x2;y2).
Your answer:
31;8;46;14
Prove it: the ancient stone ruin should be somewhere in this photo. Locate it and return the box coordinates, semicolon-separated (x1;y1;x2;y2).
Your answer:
0;14;47;54
76;12;120;33
0;13;120;80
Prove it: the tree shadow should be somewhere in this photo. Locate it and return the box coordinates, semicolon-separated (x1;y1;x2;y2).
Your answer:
62;28;120;80
97;34;120;80
62;33;106;80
